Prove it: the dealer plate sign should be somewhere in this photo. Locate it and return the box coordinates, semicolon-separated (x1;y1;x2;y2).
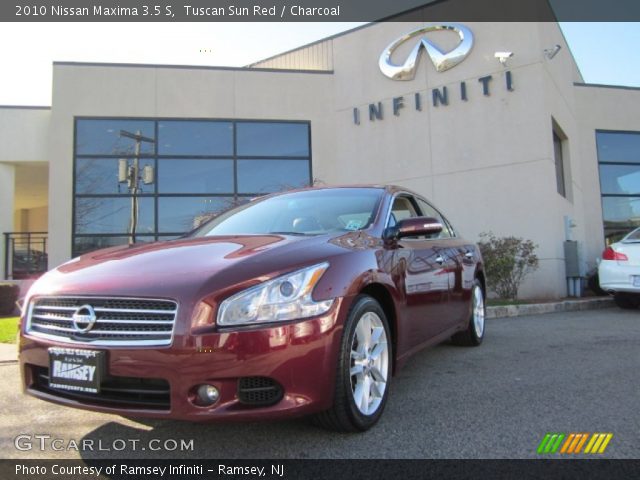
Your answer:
48;348;104;393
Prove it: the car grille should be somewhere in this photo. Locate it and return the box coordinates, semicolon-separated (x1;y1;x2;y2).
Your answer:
237;377;284;406
31;365;170;410
26;296;178;346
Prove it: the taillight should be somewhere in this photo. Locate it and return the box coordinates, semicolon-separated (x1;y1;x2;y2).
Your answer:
602;246;628;261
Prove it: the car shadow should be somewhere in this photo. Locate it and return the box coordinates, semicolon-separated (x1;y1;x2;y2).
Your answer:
76;338;485;464
77;416;315;460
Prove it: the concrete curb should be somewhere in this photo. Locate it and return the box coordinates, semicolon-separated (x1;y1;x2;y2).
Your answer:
0;343;18;365
487;297;614;319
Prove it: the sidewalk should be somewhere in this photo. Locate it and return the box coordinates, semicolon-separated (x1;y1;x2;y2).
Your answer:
0;342;17;364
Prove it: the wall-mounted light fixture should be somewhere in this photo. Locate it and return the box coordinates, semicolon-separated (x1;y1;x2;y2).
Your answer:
544;44;562;60
494;51;513;66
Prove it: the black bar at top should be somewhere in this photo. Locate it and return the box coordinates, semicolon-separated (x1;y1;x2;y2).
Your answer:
4;0;640;22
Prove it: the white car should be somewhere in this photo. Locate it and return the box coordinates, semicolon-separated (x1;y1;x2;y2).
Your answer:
599;227;640;309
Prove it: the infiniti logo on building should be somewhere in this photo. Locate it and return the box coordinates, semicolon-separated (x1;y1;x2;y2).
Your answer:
379;23;474;80
354;22;514;125
71;305;97;333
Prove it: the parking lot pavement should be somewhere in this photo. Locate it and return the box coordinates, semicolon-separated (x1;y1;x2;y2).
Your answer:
1;308;639;460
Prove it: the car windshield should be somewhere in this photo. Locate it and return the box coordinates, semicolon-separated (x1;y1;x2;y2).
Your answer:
622;228;640;243
191;188;384;237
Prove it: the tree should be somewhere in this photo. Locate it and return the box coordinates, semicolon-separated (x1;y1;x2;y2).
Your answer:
478;232;539;300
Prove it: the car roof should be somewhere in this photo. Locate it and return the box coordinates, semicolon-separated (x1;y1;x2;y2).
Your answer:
271;184;415;196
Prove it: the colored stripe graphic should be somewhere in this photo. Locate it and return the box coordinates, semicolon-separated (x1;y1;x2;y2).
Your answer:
562;433;583;453
574;433;589;453
598;433;614;453
540;433;614;454
537;433;565;454
550;434;565;453
560;433;575;453
537;434;552;454
584;433;614;454
568;434;581;453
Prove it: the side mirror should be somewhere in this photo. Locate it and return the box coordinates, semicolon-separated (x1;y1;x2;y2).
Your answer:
383;216;443;242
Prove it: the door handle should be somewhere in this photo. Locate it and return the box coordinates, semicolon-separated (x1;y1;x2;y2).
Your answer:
435;255;445;264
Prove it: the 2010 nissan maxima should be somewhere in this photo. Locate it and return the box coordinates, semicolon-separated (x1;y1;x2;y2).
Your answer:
19;185;486;432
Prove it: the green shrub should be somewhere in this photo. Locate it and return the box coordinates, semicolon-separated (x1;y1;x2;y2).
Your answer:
0;284;20;317
478;232;539;300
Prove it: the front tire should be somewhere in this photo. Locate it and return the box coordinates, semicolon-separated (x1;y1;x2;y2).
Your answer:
614;293;640;309
313;295;392;432
451;279;485;346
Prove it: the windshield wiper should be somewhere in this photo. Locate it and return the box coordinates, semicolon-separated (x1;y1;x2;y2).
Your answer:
268;231;315;236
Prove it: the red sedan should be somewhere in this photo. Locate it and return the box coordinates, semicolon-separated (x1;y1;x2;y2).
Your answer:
20;186;486;432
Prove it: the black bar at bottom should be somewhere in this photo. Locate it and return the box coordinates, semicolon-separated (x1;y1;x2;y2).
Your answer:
1;459;639;480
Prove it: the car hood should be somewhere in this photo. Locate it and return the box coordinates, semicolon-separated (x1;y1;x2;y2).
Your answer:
28;233;362;303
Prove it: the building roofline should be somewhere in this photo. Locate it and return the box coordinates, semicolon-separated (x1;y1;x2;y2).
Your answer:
246;22;373;67
52;61;333;75
0;105;51;110
555;23;584;83
574;82;640;92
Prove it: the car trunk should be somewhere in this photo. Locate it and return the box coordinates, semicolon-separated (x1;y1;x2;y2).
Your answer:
616;241;640;266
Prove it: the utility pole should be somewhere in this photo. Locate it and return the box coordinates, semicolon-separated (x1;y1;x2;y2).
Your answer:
119;130;155;244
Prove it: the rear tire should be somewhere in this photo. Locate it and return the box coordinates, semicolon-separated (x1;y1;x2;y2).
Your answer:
613;293;640;310
587;271;606;296
451;279;485;347
312;295;392;432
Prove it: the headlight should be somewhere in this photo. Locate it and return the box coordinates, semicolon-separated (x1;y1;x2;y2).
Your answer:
217;262;334;327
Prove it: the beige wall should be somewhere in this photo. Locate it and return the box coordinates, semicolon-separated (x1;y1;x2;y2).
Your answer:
14;206;48;232
0;163;15;277
0;108;50;162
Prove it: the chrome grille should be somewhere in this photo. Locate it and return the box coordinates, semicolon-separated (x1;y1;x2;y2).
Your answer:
27;296;178;346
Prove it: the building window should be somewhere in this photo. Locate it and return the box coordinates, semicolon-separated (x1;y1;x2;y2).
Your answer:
552;121;568;198
597;130;640;245
73;118;312;256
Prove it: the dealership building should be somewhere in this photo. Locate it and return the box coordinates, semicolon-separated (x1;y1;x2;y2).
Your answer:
1;20;640;298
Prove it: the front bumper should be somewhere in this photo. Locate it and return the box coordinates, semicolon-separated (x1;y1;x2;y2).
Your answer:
19;298;346;421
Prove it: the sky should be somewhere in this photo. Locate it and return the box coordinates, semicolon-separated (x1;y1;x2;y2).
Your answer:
0;22;638;106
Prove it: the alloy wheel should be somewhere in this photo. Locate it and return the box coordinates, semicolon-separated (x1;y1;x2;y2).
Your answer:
472;285;485;338
349;311;389;416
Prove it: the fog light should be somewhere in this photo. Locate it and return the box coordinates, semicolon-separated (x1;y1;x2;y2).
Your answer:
197;384;220;405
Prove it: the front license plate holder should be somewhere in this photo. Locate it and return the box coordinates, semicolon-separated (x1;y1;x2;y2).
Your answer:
48;348;105;394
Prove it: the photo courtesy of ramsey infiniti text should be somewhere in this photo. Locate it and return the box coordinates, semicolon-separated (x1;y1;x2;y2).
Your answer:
19;186;485;432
